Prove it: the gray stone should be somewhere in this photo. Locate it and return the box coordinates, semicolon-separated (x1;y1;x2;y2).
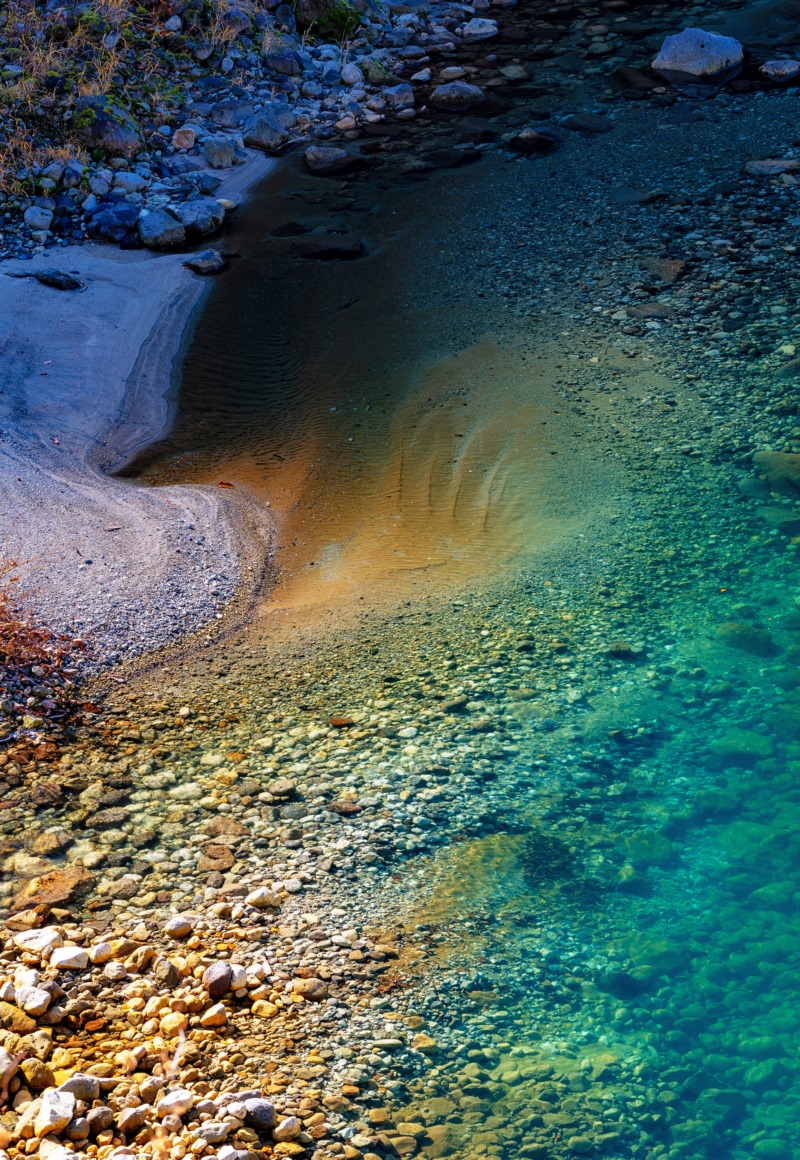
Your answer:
24;206;54;232
35;1089;75;1137
74;96;141;158
173;198;225;237
384;83;414;110
242;112;289;153
761;59;800;82
138;208;186;249
117;1105;149;1134
460;17;497;41
113;172;148;194
243;1098;276;1130
652;27;743;96
50;946;89;970
153;958;182;987
16;985;50;1015
265;48;302;75
429;81;484;110
165;915;193;939
194;1121;229;1143
156;1089;193;1118
203;137;237;169
183;249;229;275
273;1116;301;1141
341;62;363;85
86;1107;114;1133
359;56;398;85
209;100;254;129
59;1074;100;1103
62;159;85;188
219;5;252;35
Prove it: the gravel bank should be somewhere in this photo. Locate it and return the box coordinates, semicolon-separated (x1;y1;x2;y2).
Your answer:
0;158;276;667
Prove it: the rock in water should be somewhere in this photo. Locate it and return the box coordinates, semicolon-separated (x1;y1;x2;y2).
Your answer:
429;81;485;110
507;128;559;155
11;864;94;910
744;158;800;177
761;59;800;82
652;28;743;96
304;145;362;175
183;249;228;275
754;450;800;490
288;236;364;260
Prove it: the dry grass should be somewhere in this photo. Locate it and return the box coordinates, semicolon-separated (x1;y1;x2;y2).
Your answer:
0;0;161;192
0;0;303;193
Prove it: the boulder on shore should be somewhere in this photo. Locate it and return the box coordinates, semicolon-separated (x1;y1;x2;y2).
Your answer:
652;28;743;96
173;198;226;237
138;208;186;249
242;111;289;153
74;96;142;158
429;81;485;110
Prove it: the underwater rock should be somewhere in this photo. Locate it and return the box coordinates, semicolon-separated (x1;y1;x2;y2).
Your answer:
753;450;800;490
623;829;674;867
521;827;573;884
507;127;559;155
11;865;94;912
716;621;779;657
745;158;800;176
304;145;363;175
288;236;364;260
760;60;800;82
710;727;774;765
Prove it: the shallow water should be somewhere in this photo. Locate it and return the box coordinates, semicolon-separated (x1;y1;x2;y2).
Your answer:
109;91;800;1160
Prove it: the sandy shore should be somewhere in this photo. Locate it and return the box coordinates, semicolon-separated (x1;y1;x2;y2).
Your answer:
0;154;276;664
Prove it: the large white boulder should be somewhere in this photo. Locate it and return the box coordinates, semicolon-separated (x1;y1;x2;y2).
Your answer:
13;929;63;955
34;1090;75;1137
652;28;743;95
